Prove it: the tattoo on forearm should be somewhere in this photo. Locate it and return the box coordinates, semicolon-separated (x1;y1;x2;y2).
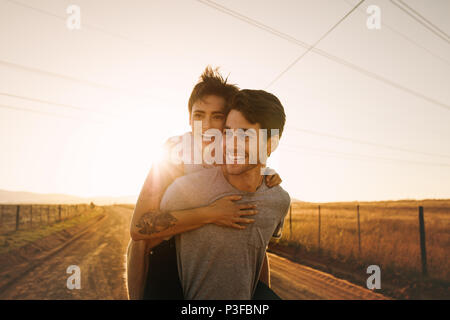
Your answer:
135;211;178;235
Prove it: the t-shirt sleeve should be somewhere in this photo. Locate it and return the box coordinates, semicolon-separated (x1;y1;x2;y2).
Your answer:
159;177;187;212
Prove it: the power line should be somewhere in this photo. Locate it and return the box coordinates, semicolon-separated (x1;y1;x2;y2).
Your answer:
390;0;450;45
2;0;171;104
281;143;407;164
1;1;168;105
266;0;365;88
280;143;450;167
311;46;450;111
2;0;154;49
196;0;450;111
0;103;105;123
3;99;448;166
0;59;138;98
342;0;450;66
0;59;168;105
397;0;450;40
196;0;311;47
3;92;447;161
0;92;117;118
290;126;450;159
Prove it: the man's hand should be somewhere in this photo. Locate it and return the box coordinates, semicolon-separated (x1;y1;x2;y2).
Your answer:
265;173;282;188
203;195;258;230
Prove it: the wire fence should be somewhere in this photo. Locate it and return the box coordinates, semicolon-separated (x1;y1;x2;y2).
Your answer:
281;201;450;281
0;203;96;234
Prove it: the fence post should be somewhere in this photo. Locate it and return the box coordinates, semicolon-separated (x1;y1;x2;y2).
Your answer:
357;204;361;256
318;205;321;252
289;204;292;240
59;205;62;222
16;205;20;231
0;205;3;227
418;206;428;277
30;205;33;228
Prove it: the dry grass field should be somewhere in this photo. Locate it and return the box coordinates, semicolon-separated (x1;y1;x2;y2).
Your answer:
277;199;450;283
0;205;104;255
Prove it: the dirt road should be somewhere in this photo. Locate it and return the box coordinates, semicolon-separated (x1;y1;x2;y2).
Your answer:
269;253;387;300
0;206;388;300
0;206;131;299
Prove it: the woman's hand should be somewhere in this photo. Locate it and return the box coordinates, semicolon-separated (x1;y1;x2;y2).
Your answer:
203;195;258;230
265;173;282;188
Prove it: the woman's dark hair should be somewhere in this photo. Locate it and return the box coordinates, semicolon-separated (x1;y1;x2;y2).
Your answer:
229;89;286;137
188;66;239;114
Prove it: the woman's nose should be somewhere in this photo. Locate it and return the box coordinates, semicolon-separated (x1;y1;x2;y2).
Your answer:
202;117;211;132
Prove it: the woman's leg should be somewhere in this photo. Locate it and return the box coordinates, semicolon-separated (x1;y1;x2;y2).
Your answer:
143;238;184;300
126;239;149;300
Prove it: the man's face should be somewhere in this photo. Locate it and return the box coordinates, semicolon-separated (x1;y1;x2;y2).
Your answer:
190;95;227;137
223;109;262;175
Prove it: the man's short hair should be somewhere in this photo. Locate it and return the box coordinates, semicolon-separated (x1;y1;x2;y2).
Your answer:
188;66;239;114
229;89;286;137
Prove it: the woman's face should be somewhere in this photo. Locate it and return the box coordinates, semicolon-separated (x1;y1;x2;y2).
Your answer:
190;95;227;135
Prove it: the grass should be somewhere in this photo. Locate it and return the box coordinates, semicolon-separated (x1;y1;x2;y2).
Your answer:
277;199;450;282
0;206;104;255
115;204;135;210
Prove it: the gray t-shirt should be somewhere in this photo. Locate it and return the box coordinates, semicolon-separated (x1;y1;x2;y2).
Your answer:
159;166;290;300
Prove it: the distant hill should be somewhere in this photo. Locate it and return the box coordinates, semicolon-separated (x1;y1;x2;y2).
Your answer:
0;189;137;205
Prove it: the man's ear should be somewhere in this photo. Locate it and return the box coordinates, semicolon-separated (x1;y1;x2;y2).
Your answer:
267;135;280;157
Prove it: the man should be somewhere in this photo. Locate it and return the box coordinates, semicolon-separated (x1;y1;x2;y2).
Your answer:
157;89;290;299
127;68;281;299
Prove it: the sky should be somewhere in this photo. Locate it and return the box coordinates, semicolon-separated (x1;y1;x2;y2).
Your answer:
0;0;449;202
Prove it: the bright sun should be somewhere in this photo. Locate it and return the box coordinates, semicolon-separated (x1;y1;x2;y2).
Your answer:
82;108;174;198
